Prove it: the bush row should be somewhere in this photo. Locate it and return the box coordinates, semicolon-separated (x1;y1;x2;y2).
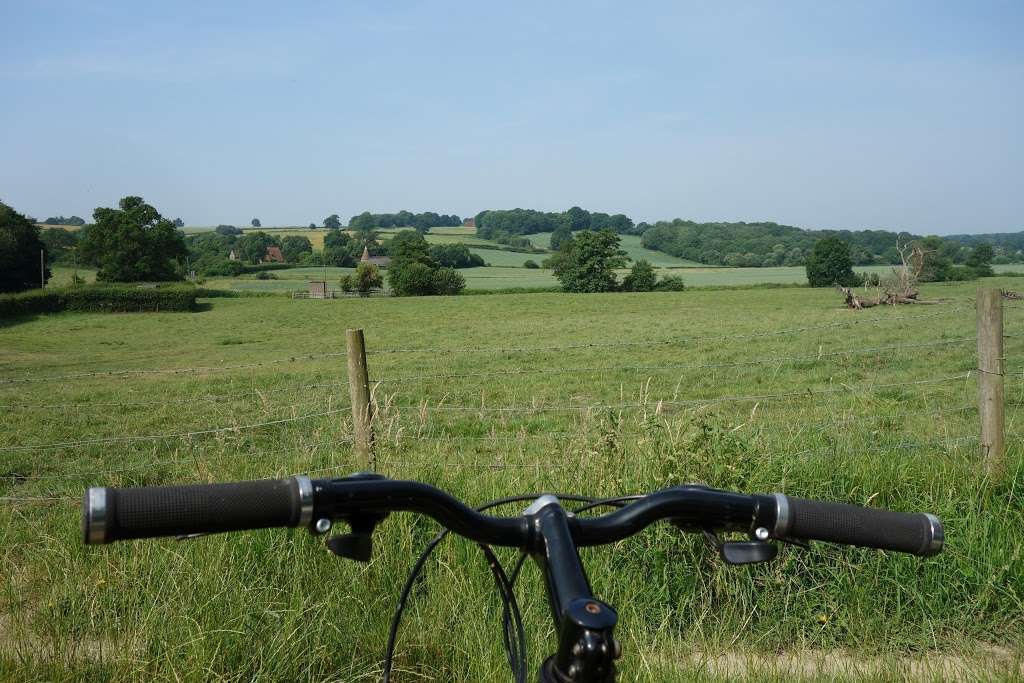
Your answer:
0;285;198;317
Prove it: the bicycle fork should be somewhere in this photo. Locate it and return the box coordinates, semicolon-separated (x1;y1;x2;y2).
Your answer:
525;496;620;683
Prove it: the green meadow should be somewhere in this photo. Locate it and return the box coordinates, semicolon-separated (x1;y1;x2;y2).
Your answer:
1;278;1022;681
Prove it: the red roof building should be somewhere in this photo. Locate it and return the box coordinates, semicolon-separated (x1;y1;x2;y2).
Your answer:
262;246;285;263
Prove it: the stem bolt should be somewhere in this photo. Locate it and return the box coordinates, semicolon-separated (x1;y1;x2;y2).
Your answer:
584;602;601;614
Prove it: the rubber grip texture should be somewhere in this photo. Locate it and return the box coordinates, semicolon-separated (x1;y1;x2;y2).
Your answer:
787;497;939;556
101;479;300;542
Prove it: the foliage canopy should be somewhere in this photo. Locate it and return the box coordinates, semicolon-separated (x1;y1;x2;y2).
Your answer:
79;196;186;282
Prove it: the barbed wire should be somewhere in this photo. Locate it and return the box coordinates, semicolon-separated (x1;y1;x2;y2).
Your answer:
379;373;973;413
0;351;350;385
364;306;974;357
2;437;354;481
0;381;347;411
0;433;985;506
0;305;978;386
369;337;974;384
0;408;350;453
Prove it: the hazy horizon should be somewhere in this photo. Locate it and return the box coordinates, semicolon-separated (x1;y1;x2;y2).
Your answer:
2;1;1021;235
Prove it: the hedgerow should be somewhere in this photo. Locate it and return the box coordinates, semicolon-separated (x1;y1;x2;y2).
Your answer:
0;284;198;317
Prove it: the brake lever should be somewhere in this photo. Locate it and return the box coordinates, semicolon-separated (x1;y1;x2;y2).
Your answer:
701;529;778;566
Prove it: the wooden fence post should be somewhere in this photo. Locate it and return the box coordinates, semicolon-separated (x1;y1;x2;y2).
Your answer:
346;328;374;469
977;288;1004;475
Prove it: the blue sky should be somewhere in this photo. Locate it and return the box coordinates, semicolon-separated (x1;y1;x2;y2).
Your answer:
1;1;1021;233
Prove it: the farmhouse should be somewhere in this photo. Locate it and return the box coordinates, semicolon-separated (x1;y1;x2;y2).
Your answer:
261;246;285;263
228;249;238;261
360;246;391;268
462;217;476;228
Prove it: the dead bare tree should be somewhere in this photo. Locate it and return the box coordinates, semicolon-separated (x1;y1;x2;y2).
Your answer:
838;238;942;309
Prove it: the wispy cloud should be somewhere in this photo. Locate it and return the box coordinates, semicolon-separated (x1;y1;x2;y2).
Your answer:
3;40;308;83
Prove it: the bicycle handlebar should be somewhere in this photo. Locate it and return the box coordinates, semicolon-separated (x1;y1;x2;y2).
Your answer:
81;475;944;557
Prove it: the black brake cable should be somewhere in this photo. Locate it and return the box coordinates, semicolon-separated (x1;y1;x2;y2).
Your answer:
381;493;604;683
496;495;647;664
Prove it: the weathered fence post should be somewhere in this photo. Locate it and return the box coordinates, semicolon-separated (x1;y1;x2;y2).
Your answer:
346;328;374;469
977;288;1004;475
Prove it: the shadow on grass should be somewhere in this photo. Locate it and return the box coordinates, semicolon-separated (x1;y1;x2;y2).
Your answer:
0;313;42;329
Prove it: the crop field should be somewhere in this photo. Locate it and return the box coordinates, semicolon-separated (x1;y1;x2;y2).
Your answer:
2;278;1023;681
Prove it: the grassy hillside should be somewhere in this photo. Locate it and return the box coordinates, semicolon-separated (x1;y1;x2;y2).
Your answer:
1;279;1022;680
526;232;704;267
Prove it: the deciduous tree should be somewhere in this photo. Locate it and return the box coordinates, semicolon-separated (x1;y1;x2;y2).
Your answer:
79;196;186;282
551;229;628;293
805;237;859;287
0;201;50;292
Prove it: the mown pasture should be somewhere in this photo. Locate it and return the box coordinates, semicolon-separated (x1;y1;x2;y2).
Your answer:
1;278;1022;680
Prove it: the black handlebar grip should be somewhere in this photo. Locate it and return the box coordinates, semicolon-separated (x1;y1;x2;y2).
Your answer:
82;476;314;544
776;495;943;557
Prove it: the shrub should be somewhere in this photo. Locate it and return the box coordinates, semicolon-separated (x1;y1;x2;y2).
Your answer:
389;261;437;296
621;259;657;292
523;260;539;269
0;284;198;316
0;290;63;316
432;267;466;295
351;262;384;295
654;275;686;291
200;259;245;277
255;271;277;280
429;243;486;268
241;263;294;273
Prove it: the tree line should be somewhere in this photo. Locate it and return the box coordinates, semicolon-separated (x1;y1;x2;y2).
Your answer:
639;219;1020;268
348;211;462;233
474;207;639;241
805;236;995;288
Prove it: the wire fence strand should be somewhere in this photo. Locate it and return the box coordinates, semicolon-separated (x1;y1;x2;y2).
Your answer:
0;408;350;453
370;337;974;384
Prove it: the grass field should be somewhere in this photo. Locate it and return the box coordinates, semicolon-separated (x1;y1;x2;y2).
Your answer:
46;263;1024;295
2;277;1023;681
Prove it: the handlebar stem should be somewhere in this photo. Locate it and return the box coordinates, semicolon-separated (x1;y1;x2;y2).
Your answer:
527;497;618;682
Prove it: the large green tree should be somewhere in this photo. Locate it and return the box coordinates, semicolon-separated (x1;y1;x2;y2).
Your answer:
280;235;312;262
387;230;464;296
234;232;281;264
565;205;589;232
966;243;995;277
79;196;186;282
349;212;379;246
40;227;79;264
551;229;628;293
323;230;359;266
805;237;859;287
550;224;573;252
0;201;50;292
